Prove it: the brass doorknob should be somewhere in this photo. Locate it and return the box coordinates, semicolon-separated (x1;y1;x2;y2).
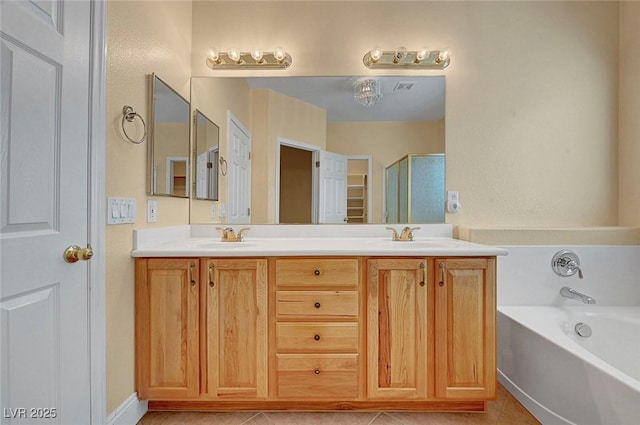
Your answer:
64;244;94;263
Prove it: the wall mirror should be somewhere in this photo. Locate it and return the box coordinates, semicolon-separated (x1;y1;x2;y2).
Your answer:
189;75;445;224
148;73;191;197
193;109;220;201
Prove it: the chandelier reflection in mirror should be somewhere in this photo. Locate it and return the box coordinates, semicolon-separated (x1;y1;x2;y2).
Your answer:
354;79;383;107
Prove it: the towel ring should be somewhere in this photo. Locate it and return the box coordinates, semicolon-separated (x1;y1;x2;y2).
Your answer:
219;156;228;176
121;105;146;144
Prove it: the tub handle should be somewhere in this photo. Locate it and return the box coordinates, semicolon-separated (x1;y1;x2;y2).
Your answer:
439;262;445;287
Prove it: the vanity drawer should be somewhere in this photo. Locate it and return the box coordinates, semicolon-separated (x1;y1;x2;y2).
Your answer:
276;322;358;352
275;259;359;288
276;354;358;399
276;291;358;320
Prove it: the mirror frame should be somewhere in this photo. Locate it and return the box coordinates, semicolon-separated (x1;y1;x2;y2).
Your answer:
148;73;191;198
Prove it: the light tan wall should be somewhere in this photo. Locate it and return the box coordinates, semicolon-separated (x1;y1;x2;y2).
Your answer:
105;0;192;414
619;2;640;226
191;1;619;227
252;89;327;223
279;146;313;223
327;120;443;223
190;77;251;223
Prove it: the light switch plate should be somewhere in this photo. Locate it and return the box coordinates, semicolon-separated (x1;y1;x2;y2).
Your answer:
218;203;226;218
107;198;136;224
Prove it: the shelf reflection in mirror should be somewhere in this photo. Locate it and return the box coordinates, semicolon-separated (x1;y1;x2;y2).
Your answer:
189;76;445;224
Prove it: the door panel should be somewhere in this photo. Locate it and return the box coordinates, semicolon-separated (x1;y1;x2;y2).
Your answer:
227;116;251;224
0;1;93;423
367;259;427;399
318;150;347;224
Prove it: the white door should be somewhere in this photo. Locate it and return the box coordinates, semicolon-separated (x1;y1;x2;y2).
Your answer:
1;1;94;424
317;150;347;223
227;114;251;224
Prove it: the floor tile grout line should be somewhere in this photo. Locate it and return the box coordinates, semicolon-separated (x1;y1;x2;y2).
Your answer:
365;411;383;425
239;411;264;425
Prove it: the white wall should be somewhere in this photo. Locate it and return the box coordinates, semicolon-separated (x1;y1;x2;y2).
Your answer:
497;245;640;306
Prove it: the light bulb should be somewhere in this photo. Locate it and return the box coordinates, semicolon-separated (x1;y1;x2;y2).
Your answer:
370;46;382;62
207;47;220;63
273;47;286;62
394;46;407;63
228;48;241;63
250;48;263;63
437;49;451;63
416;47;430;62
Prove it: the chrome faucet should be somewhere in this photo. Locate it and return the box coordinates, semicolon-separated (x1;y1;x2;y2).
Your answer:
386;226;421;241
215;227;250;242
560;287;596;304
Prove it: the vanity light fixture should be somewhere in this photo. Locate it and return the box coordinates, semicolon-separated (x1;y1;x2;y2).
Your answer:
363;46;451;69
206;46;292;69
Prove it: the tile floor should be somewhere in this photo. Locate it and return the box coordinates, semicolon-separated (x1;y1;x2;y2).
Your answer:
138;384;540;425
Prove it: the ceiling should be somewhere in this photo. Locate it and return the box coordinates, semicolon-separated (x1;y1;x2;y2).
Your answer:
245;76;445;122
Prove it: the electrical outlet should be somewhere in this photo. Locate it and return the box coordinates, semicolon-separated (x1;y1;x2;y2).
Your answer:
446;191;461;213
147;200;158;223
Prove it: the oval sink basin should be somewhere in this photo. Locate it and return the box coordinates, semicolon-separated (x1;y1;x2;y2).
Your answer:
366;239;461;249
193;242;256;249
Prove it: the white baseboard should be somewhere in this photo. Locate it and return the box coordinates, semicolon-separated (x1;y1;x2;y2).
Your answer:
106;393;148;425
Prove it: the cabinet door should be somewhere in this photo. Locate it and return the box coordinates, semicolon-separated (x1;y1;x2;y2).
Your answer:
202;259;267;399
367;259;428;399
435;258;496;399
135;258;200;399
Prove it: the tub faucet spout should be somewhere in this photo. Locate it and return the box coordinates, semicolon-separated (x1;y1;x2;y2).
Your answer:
560;287;596;304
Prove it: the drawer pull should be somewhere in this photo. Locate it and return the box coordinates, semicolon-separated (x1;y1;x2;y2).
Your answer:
314;369;321;375
189;262;196;286
208;263;215;287
439;262;445;287
314;302;321;309
420;262;426;287
314;334;321;341
314;269;321;276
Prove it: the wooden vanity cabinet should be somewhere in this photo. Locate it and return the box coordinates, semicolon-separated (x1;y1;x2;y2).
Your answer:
135;258;200;399
137;255;497;410
434;258;496;400
200;258;268;399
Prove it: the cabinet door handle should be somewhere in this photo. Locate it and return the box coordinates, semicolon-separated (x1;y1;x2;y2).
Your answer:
189;262;196;286
420;262;426;286
208;263;215;287
439;262;445;287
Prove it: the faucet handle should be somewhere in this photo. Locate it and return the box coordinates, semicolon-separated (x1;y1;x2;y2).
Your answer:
552;250;583;279
215;226;235;241
385;227;400;241
236;227;251;241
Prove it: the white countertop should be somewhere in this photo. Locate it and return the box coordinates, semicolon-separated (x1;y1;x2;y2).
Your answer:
131;225;508;257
